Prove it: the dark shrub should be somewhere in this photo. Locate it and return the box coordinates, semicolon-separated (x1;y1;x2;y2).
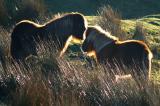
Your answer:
14;0;46;22
0;0;46;27
0;0;9;26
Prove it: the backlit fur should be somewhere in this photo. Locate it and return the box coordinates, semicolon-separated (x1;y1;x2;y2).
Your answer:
11;12;88;61
82;26;153;86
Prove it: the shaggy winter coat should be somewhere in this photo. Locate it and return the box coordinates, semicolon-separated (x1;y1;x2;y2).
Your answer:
11;12;87;60
82;26;153;85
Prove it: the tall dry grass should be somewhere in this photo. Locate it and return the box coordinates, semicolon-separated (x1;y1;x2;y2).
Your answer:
132;22;148;44
0;12;159;106
0;28;159;106
97;5;127;40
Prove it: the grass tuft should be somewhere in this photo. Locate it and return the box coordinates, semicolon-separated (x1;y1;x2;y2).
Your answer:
97;5;127;40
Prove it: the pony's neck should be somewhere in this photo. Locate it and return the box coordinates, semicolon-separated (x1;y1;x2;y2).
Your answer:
93;34;115;53
59;35;73;57
43;24;71;47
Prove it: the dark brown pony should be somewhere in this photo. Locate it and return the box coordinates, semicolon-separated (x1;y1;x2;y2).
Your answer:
10;12;87;61
82;26;153;86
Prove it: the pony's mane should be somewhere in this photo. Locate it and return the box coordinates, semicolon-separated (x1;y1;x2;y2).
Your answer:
84;26;119;53
88;26;119;41
44;12;85;25
16;12;87;29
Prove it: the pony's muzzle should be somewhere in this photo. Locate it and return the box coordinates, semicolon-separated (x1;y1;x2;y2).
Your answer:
80;47;88;56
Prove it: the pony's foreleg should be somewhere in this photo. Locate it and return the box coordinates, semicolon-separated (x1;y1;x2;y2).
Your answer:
59;35;73;57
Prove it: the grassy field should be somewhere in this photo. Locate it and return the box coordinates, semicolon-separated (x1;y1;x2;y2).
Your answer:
0;12;160;106
45;0;160;18
1;0;160;28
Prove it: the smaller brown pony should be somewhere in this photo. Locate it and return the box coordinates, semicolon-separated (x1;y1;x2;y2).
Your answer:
82;26;153;86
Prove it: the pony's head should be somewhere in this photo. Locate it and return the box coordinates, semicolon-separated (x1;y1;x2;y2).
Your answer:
45;12;87;43
81;26;118;57
81;27;96;53
71;13;88;40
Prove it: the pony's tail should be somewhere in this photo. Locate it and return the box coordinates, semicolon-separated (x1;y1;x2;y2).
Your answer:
143;49;153;80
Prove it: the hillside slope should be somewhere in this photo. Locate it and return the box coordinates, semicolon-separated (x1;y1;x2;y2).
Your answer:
45;0;160;18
